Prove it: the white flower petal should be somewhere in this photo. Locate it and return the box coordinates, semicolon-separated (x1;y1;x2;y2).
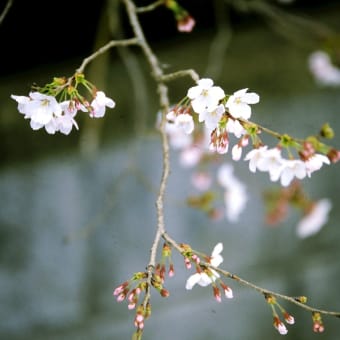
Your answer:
185;273;201;290
243;92;260;104
212;242;223;257
296;199;332;238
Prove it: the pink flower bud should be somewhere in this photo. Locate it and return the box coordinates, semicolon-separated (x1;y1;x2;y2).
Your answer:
184;257;192;269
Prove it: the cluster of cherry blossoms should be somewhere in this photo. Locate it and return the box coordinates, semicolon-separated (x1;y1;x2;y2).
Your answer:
11;74;115;135
167;78;335;187
244;145;330;187
162;77;339;236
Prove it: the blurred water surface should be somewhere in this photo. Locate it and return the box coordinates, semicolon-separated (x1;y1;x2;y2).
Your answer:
1;11;340;340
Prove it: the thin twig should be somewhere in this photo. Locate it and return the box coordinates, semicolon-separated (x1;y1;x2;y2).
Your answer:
232;0;333;46
123;0;170;316
0;0;13;25
160;69;200;83
136;0;165;13
76;37;139;74
162;232;340;319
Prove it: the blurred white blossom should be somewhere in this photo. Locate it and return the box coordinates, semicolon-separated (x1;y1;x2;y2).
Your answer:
309;51;340;86
217;163;248;222
296;199;332;238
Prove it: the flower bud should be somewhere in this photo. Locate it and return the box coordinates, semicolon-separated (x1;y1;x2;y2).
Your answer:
320;123;334;139
160;288;170;297
294;296;307;304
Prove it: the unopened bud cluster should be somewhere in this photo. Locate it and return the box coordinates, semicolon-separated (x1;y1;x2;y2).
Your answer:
155;243;175;282
312;312;325;333
265;294;295;335
113;268;170;332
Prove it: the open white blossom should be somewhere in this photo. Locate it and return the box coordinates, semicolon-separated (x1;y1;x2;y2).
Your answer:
185;243;223;290
187;78;225;114
55;101;80;135
90;91;115;118
244;146;284;181
305;154;330;177
244;146;269;172
225;88;259;120
198;104;225;130
11;92;62;132
244;147;327;186
296;199;332;238
226;119;246;138
12;89;116;134
278;159;307;186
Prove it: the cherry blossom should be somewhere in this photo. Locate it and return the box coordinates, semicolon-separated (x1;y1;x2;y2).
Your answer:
278;159;307;186
187;78;225;114
36;100;81;135
11;92;62;132
198;104;225;130
305;154;330;177
224;185;247;222
185;243;223;290
90;91;116;118
225;88;260;120
174;113;194;134
244;147;319;186
226;118;246;138
165;121;193;149
244;146;268;172
232;136;249;161
179;146;203;167
255;148;283;178
296;199;332;238
308;50;340;87
12;88;116;134
10;94;31;116
217;163;248;222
